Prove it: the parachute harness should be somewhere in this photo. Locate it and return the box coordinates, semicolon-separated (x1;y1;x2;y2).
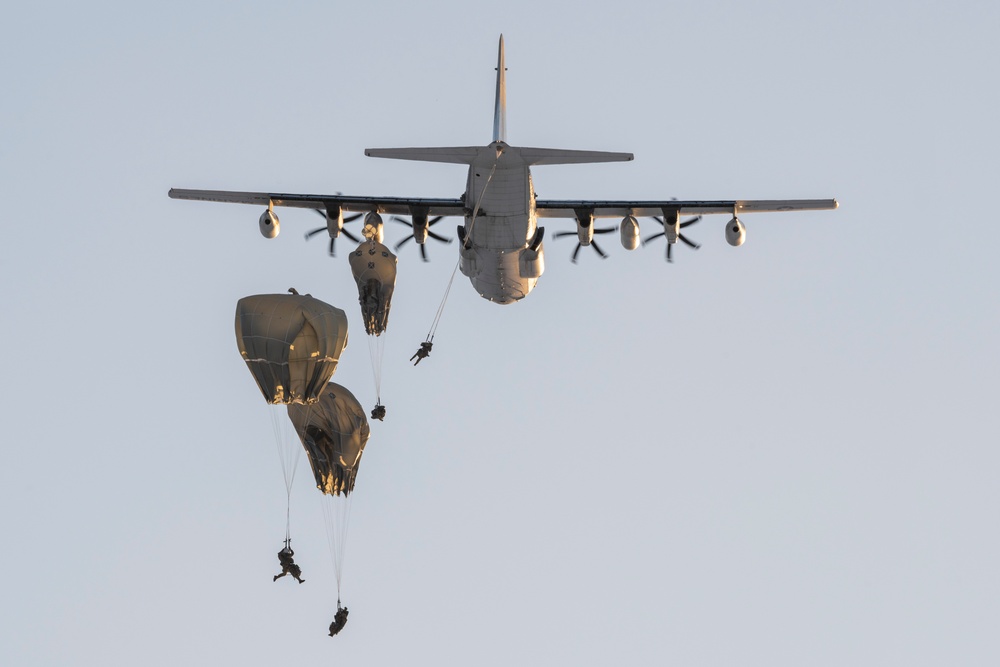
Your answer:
422;147;504;346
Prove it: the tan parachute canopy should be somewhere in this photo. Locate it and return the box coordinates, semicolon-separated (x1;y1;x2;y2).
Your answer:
348;240;397;336
235;293;349;404
287;382;370;496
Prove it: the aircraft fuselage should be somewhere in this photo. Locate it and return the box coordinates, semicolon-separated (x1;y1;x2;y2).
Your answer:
458;142;542;304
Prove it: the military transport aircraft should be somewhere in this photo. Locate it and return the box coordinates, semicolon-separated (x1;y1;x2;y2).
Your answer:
169;36;837;305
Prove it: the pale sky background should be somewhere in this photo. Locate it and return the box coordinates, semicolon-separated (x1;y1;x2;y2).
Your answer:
3;1;999;665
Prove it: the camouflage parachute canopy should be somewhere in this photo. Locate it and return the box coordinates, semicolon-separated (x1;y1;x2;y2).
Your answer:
287;382;370;496
235;293;349;405
348;240;397;336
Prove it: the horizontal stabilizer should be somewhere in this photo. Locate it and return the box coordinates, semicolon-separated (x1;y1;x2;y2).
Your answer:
518;147;634;166
365;145;634;167
365;147;481;164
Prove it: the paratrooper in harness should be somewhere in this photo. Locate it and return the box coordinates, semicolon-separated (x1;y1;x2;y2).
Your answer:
273;543;305;584
328;605;349;636
410;340;433;365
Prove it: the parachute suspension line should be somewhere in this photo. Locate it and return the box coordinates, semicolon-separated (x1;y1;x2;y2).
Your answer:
269;403;310;544
426;260;461;342
367;334;386;404
269;408;295;543
268;406;303;495
423;146;505;343
320;491;355;600
287;403;309;493
462;145;504;249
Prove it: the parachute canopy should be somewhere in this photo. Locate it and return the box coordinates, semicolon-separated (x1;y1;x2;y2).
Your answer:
287;382;370;496
349;241;397;336
235;293;349;404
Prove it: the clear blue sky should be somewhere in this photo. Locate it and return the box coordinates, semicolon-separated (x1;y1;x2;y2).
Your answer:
3;1;999;664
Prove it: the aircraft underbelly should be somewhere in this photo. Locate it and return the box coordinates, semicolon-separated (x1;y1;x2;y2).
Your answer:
464;213;540;304
468;246;538;304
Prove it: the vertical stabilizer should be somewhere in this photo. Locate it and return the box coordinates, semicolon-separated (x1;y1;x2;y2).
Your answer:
493;35;506;143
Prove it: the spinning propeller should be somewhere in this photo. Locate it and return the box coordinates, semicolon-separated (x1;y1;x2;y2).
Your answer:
390;214;452;262
644;214;702;262
305;209;363;257
553;225;616;263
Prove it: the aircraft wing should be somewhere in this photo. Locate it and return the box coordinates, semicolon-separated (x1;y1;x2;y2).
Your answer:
168;189;837;219
168;188;468;217
535;199;839;218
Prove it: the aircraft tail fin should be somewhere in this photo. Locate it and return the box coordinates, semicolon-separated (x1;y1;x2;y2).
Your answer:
493;35;506;143
366;37;633;167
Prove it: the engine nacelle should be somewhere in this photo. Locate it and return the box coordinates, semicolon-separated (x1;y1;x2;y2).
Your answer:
725;216;746;247
620;215;640;250
411;212;429;244
575;209;595;245
324;202;344;237
362;211;385;244
259;209;280;239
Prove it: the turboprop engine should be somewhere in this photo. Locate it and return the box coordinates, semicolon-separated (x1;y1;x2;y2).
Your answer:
619;215;640;250
259;209;280;238
726;216;746;247
575;210;595;246
553;208;615;262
